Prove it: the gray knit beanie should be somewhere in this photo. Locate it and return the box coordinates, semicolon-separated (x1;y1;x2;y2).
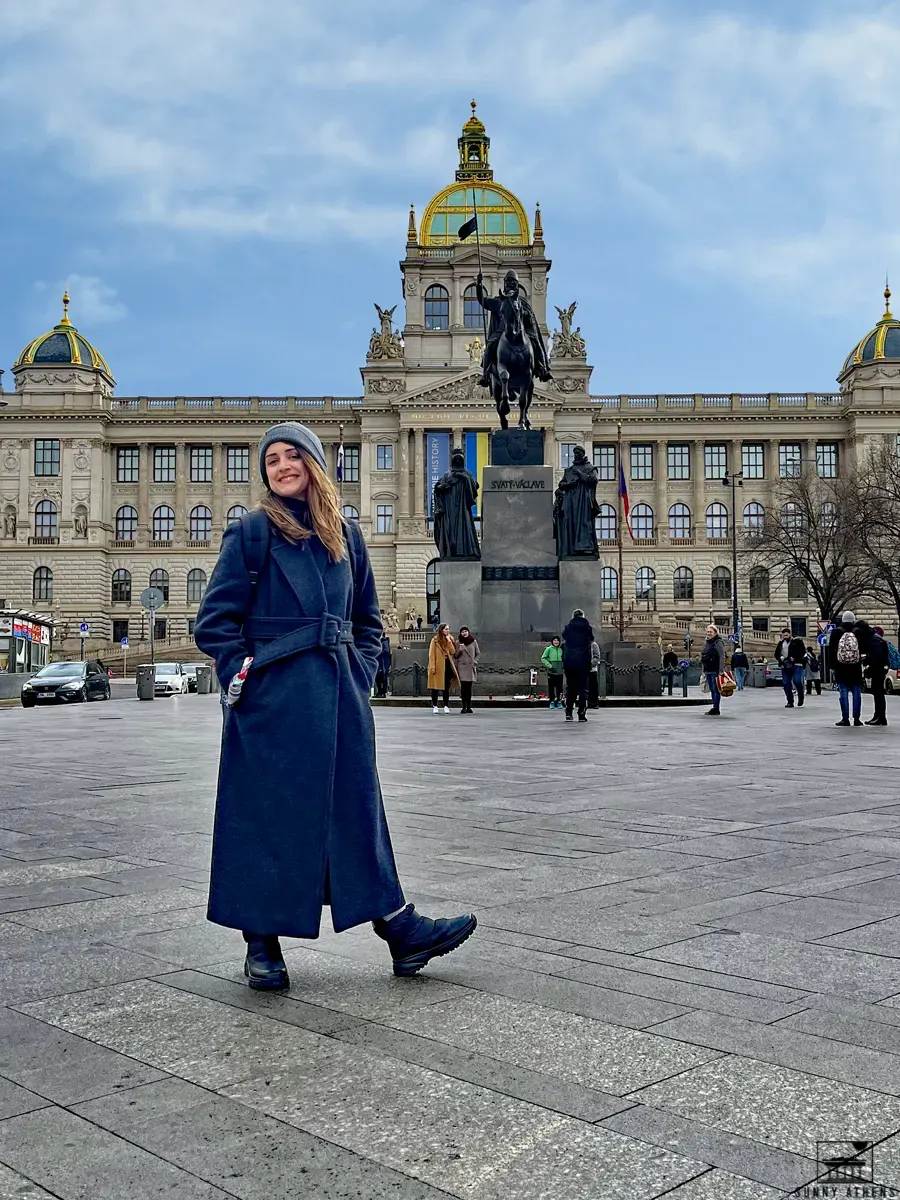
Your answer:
841;610;856;625
258;422;327;487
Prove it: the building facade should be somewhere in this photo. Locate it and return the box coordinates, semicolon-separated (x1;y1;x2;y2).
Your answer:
2;104;900;660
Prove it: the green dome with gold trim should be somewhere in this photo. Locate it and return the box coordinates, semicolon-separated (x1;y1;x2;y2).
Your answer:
841;284;900;376
15;292;112;377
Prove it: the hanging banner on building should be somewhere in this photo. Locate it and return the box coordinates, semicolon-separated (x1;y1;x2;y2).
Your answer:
465;431;489;514
427;432;450;517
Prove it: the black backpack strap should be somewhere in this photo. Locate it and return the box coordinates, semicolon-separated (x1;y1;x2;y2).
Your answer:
240;509;270;588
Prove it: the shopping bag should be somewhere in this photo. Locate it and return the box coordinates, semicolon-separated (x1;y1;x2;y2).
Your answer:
718;672;737;698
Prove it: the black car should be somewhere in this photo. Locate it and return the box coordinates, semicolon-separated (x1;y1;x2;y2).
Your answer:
21;660;111;707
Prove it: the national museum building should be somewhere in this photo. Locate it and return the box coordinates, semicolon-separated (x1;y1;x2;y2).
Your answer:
2;104;900;659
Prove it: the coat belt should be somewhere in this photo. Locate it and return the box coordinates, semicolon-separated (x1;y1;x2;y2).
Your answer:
243;615;354;671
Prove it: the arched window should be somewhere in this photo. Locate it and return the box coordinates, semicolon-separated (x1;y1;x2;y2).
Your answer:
631;503;654;540
673;566;693;601
149;568;169;602
668;503;692;540
116;505;137;540
787;572;808;601
187;568;207;604
711;566;731;601
424;284;449;331
111;568;131;603
189;505;211;543
743;502;765;534
463;284;481;329
595;504;617;542
781;502;803;532
426;558;441;623
341;504;360;521
34;499;57;540
749;566;769;601
635;566;656;602
33;566;52;602
706;503;728;539
601;566;618;600
152;505;174;541
227;505;248;524
819;501;837;533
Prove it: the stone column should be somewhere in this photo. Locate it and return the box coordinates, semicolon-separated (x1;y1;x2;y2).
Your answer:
89;440;103;524
61;439;74;533
211;443;226;533
398;428;411;517
655;438;667;542
452;426;464;452
175;443;186;536
17;439;30;541
360;435;373;530
413;429;425;517
692;439;705;543
138;442;150;537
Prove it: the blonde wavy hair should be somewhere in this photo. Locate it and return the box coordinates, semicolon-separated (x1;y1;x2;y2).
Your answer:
258;453;346;562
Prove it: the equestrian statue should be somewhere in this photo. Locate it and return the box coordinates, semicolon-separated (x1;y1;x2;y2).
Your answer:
475;270;551;431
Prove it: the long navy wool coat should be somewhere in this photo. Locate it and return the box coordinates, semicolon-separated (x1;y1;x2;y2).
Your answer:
194;513;404;937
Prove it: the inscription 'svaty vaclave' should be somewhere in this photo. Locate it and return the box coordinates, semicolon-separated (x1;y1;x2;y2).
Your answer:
490;479;546;490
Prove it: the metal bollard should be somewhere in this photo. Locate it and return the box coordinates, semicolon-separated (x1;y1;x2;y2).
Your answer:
136;664;156;701
196;665;212;695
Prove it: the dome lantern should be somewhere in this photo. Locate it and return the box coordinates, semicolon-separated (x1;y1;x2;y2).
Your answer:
13;292;114;388
457;99;491;183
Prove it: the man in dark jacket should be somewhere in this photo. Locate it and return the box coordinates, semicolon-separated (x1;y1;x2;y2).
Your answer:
374;634;392;698
867;624;890;726
774;627;807;708
562;608;593;723
829;611;864;726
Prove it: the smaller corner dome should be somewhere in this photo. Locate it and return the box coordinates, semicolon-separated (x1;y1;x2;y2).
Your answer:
841;283;900;375
14;292;112;377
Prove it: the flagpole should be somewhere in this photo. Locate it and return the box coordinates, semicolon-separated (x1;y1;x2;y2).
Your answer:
617;421;625;643
472;189;488;350
338;422;344;507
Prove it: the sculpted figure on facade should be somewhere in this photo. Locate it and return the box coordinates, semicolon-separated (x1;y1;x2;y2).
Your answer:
551;303;587;359
381;605;400;631
74;510;88;538
367;304;404;361
3;509;16;539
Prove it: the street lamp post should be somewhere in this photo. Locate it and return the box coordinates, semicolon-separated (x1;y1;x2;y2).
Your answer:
723;470;743;641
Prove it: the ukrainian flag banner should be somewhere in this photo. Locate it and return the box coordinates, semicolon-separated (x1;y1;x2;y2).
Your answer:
464;432;489;515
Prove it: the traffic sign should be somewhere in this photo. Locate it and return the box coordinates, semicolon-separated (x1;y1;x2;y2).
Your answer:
818;633;829;647
121;637;129;648
140;587;165;610
79;622;89;635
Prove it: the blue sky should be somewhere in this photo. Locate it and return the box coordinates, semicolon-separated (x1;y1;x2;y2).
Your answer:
1;0;899;397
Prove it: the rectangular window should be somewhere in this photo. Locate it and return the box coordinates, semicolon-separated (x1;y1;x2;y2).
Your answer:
704;444;727;480
112;619;129;644
593;444;616;480
779;443;802;478
343;445;360;483
226;446;249;483
34;439;60;477
787;573;808;601
154;618;167;641
376;444;394;471
667;444;690;480
190;446;213;482
791;616;807;637
742;443;764;479
630;444;653;480
752;616;769;633
115;447;139;483
817;442;838;478
188;618;196;637
153;446;176;483
560;443;578;469
376;504;394;533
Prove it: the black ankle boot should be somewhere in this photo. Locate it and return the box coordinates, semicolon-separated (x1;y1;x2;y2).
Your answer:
373;904;476;977
242;932;289;991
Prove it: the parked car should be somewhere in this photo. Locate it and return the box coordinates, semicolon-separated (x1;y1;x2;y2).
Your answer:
180;663;200;693
153;662;190;696
763;661;781;686
21;660;111;707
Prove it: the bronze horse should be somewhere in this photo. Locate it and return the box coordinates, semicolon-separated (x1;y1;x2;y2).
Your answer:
488;291;535;430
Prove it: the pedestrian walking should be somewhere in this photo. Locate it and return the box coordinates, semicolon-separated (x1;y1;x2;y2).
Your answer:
428;623;459;713
562;608;593;722
374;633;392;698
454;627;480;714
701;624;726;715
194;422;475;990
805;649;822;696
774;627;806;708
731;645;749;691
829;611;864;727
662;644;679;695
866;624;890;726
541;636;564;708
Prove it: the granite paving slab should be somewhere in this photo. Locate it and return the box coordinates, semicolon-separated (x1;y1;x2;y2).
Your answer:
704;894;900;939
0;1163;58;1200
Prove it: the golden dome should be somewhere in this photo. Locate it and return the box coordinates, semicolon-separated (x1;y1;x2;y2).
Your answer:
14;292;112;378
841;282;900;376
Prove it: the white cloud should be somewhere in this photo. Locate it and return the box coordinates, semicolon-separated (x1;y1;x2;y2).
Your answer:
2;0;900;320
33;276;127;325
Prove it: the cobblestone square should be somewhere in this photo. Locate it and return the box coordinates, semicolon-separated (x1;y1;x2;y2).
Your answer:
2;689;900;1198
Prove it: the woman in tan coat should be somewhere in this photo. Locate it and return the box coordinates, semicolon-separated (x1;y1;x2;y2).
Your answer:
454;627;480;714
428;624;459;713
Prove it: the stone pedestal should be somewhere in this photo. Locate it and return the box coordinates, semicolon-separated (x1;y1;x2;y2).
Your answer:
481;466;555;568
558;560;601;629
441;561;482;635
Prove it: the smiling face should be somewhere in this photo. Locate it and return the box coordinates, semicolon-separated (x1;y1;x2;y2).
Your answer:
265;442;310;499
459;627;470;640
707;625;717;638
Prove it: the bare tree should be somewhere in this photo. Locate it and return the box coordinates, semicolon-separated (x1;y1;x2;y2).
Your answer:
852;440;900;638
742;468;873;621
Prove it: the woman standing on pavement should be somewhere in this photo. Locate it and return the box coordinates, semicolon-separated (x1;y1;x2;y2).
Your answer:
428;623;459;713
454;627;480;714
701;624;726;716
194;422;475;991
541;636;564;709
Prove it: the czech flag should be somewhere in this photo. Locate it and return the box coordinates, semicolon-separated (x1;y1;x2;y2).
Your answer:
619;463;632;540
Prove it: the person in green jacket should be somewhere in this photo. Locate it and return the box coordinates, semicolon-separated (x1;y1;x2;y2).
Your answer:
541;636;564;709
